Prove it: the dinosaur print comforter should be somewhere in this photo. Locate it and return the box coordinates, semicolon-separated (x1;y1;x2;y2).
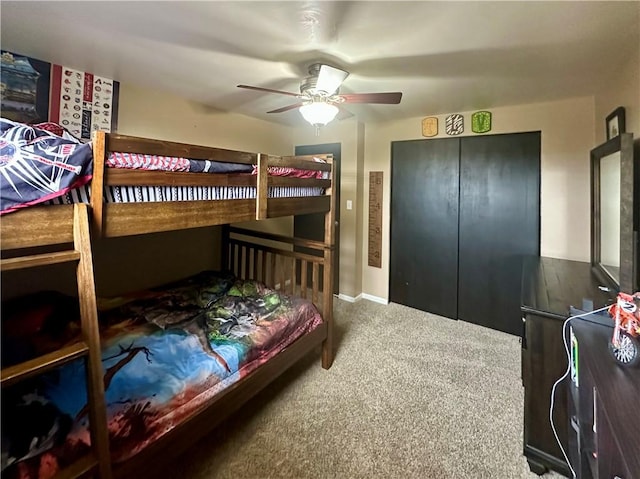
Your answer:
1;272;323;478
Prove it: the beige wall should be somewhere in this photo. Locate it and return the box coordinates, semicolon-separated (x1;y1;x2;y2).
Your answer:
362;96;596;300
117;84;291;153
94;83;293;296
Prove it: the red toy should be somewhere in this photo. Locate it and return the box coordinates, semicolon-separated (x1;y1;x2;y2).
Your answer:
608;291;640;367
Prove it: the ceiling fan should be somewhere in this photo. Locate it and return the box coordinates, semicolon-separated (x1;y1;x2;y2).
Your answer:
237;63;402;128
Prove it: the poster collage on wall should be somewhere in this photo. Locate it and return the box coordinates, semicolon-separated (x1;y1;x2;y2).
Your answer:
50;65;119;141
0;50;119;142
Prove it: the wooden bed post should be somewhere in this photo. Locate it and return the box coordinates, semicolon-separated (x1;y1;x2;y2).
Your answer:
322;156;336;369
91;131;107;237
256;153;268;220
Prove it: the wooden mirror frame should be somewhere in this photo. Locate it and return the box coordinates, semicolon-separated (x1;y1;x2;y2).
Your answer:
590;132;636;293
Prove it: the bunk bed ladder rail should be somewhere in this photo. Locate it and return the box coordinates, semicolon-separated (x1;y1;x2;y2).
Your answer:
0;204;112;479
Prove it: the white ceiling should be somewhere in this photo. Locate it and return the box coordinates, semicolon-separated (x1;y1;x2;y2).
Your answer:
2;1;639;126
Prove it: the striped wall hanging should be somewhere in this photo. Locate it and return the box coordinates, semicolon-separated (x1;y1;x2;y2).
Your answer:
445;114;464;135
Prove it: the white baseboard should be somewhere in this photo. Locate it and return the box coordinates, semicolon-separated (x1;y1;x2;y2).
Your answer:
337;293;363;303
361;293;389;305
336;292;389;305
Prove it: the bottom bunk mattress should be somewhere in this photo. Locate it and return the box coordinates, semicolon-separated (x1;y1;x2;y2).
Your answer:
1;272;323;478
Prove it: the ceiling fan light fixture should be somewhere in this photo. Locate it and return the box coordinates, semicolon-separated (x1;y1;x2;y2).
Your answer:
299;102;339;126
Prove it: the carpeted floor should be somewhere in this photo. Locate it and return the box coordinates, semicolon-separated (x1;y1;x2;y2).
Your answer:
163;299;564;479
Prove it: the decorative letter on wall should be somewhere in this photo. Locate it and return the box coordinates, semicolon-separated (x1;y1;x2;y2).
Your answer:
445;114;464;135
421;117;438;137
471;111;492;134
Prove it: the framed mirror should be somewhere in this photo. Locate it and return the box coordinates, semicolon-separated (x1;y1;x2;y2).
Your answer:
591;132;636;293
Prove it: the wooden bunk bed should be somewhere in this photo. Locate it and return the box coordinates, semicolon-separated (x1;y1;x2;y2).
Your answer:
0;129;336;479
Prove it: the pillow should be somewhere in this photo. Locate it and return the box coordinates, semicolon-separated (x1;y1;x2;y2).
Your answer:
1;291;81;366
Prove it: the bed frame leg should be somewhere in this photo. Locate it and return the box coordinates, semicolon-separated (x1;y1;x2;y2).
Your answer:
321;236;334;369
322;332;334;369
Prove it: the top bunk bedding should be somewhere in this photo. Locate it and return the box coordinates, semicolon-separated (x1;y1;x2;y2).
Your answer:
0;118;332;216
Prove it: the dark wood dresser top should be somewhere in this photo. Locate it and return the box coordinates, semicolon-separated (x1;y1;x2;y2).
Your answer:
521;256;613;319
570;319;640;475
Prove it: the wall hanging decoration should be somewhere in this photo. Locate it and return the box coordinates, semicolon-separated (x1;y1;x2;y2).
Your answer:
0;51;51;124
471;111;492;134
50;65;119;142
0;50;119;142
368;171;383;268
421;117;438;137
445;114;464;135
605;107;625;140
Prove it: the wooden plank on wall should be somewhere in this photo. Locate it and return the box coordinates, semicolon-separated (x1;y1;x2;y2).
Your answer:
368;171;383;268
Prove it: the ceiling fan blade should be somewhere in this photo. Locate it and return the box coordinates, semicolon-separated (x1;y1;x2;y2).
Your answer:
237;85;301;98
339;92;403;104
267;103;305;114
316;65;349;95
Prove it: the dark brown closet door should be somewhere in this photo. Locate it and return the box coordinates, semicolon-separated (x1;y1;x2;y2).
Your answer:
390;138;460;319
458;132;540;335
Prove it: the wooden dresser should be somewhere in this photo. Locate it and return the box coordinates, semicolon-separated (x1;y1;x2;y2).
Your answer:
521;256;613;476
568;318;640;479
